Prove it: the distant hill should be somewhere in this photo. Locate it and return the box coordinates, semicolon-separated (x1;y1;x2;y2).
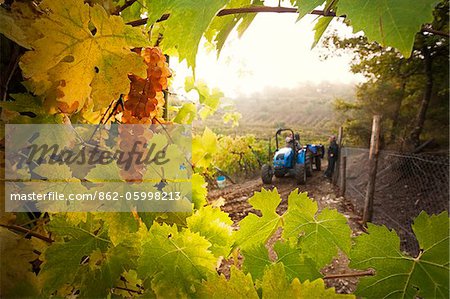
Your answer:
194;82;356;143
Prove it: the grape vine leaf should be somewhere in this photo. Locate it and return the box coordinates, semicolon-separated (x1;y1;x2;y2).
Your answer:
294;0;325;20
191;173;208;209
261;263;353;298
137;223;216;297
40;214;111;296
350;211;449;299
173;102;197;124
79;243;138;298
312;16;333;48
0;94;63;124
205;0;260;56
143;0;228;69
0;228;40;298
187;206;234;257
198;266;259;299
274;241;321;281
0;1;38;49
283;190;352;268
19;0;148;113
337;0;440;57
242;241;320;282
185;79;224;120
192;127;218;169
235;188;283;250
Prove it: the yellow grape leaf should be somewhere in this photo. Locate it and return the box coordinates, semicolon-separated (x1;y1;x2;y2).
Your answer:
0;1;39;49
19;0;148;113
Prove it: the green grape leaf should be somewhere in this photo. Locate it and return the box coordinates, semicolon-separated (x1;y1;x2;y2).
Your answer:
173;102;197;124
198;266;259;299
79;243;137;298
350;211;449;299
0;94;64;136
20;0;148;112
291;279;355;298
187;206;234;257
338;0;440;57
192;127;218;169
295;0;326;20
222;112;242;128
96;212;140;246
242;242;320;282
0;228;40;298
312;16;333;48
205;0;258;56
235;188;283;250
40;214;111;296
283;190;352;268
184;79;224;120
242;243;272;281
274;241;321;281
137;222;216;297
261;263;353;298
119;0;144;22
144;0;228;69
191;173;208;209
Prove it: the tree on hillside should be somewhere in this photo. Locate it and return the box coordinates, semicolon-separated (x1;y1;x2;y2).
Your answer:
324;0;449;150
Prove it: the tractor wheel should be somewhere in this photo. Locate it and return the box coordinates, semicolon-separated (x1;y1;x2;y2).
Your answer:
274;170;285;178
315;156;321;171
305;155;313;177
293;164;306;185
261;164;273;184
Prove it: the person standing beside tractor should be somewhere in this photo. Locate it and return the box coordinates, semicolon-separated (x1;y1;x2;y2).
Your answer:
324;135;338;178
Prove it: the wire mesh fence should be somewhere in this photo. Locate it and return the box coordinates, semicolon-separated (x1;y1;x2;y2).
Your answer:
341;147;449;255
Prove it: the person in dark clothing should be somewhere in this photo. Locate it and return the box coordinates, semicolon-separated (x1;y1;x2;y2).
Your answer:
324;135;338;178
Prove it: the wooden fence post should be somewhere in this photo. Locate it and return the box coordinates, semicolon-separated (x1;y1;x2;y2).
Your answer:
363;115;382;224
332;126;344;184
339;156;346;197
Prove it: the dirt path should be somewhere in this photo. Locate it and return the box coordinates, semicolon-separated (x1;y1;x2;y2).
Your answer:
207;169;366;294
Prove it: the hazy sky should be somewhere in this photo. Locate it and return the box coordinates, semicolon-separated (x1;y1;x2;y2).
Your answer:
170;2;364;99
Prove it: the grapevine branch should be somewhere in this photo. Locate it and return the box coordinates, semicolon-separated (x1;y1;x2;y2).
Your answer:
323;269;375;279
112;0;139;15
0;223;54;243
126;6;450;38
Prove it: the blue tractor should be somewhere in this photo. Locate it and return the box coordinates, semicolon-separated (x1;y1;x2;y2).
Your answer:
261;129;311;185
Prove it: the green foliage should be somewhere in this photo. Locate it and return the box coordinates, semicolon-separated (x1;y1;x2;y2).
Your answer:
338;0;439;57
261;263;354;298
2;189;449;297
138;222;216;297
192;127;218;169
0;228;40;298
283;191;352;268
211;135;267;178
235;188;283;250
144;0;228;69
324;2;449;148
187;205;234;257
1;0;449;298
172;102;197;124
350;211;449;298
242;241;320;282
205;0;261;57
198;266;259;299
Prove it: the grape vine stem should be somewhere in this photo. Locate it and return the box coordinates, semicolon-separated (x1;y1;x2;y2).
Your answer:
0;223;54;243
323;269;375;279
126;6;449;38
